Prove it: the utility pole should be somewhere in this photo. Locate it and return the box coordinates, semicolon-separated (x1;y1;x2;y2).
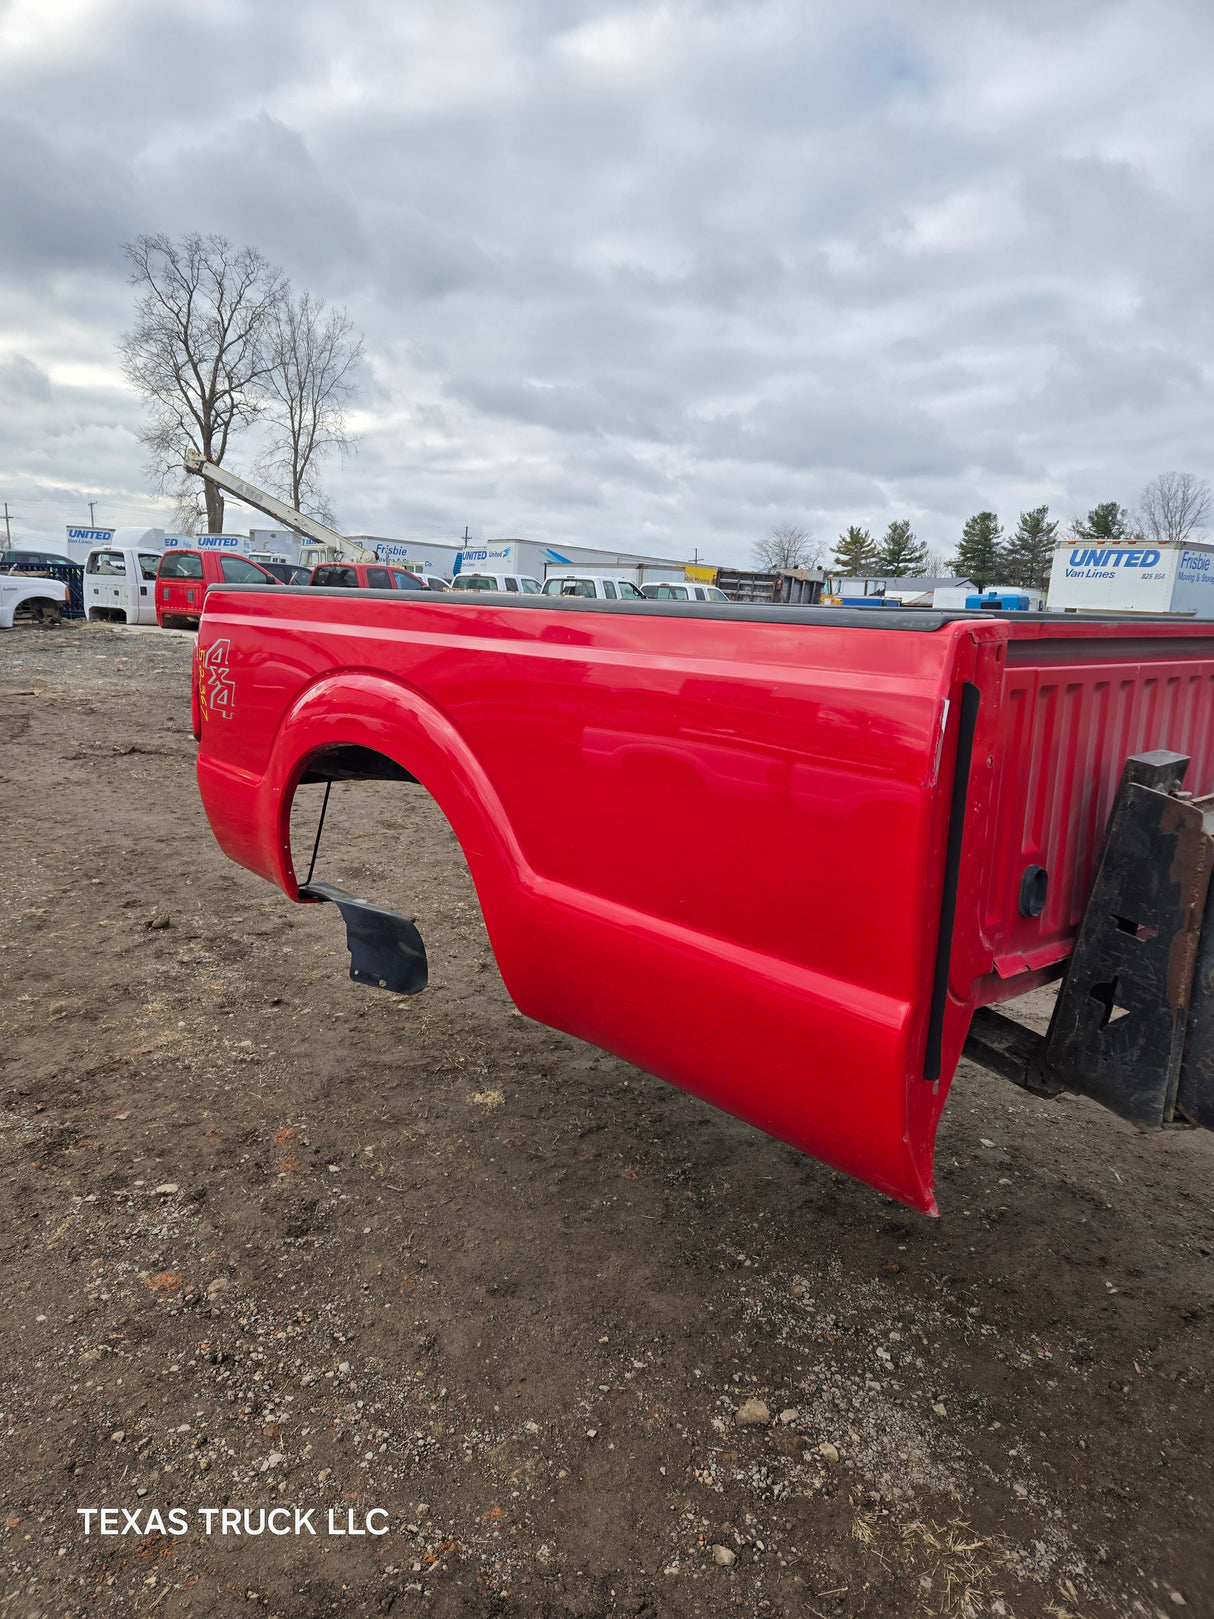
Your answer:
2;503;14;546
88;502;97;527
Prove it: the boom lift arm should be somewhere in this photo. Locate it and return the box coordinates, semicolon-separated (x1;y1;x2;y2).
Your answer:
182;449;377;564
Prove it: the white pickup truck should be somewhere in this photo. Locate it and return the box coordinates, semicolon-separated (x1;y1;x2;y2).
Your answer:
0;572;68;628
540;574;646;600
84;543;165;625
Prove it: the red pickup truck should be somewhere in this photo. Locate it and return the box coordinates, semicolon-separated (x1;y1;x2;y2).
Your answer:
157;548;280;628
309;562;429;591
192;587;1214;1213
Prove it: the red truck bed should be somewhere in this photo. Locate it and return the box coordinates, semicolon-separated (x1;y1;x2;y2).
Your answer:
193;591;1214;1213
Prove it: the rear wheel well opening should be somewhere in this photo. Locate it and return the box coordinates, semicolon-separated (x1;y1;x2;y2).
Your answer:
286;743;450;893
298;744;419;785
284;743;499;1001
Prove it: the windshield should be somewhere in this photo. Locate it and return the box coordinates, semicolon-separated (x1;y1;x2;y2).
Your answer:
87;551;126;575
542;578;596;597
520;578;541;593
456;576;499;590
138;554;161;580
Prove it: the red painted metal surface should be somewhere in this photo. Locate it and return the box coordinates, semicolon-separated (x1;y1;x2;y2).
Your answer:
192;593;1214;1213
978;637;1214;994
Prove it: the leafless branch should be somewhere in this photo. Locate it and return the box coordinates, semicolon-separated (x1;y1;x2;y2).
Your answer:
254;289;364;526
753;522;821;571
1138;470;1210;547
117;232;284;532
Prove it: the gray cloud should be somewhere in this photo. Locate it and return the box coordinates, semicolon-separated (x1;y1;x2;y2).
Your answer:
2;0;1213;562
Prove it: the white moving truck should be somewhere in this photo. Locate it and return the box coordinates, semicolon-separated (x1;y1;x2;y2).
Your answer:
65;525;116;564
1047;539;1214;616
454;539;687;588
354;538;463;582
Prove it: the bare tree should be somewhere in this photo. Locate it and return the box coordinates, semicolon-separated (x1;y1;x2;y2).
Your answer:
118;233;283;533
256;289;364;525
754;521;820;571
1138;471;1210;546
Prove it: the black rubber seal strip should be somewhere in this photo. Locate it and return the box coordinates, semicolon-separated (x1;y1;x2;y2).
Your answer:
924;681;981;1082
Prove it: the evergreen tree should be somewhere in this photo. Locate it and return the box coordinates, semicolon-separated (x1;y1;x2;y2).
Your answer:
1002;505;1058;590
832;524;880;575
876;518;928;577
952;511;1005;590
1071;501;1134;544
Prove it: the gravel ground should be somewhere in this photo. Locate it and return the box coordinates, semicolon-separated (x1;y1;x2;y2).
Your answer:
0;621;1211;1619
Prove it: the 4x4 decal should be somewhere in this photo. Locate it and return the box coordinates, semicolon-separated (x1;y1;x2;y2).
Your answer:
201;639;235;721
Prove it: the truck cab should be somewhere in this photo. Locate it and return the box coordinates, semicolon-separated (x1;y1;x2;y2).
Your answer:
540;574;645;600
156;549;280;629
85;546;165;624
256;561;314;585
640;580;731;602
452;572;542;594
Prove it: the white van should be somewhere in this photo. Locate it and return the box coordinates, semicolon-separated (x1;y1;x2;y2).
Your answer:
452;572;542;594
85;545;165;624
540;574;646;600
641;580;731;603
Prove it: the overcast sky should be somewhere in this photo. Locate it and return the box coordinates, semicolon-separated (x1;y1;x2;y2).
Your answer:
2;0;1212;564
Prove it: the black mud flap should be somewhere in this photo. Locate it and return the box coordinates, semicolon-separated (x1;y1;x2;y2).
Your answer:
299;881;428;996
963;750;1214;1133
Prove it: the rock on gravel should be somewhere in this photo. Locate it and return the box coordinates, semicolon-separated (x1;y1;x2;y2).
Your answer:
735;1397;770;1426
712;1545;736;1566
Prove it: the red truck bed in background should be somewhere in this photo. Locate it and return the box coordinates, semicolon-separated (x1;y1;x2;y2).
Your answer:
192;591;1214;1213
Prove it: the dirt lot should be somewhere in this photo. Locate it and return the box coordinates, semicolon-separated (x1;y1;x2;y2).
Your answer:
0;621;1210;1619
